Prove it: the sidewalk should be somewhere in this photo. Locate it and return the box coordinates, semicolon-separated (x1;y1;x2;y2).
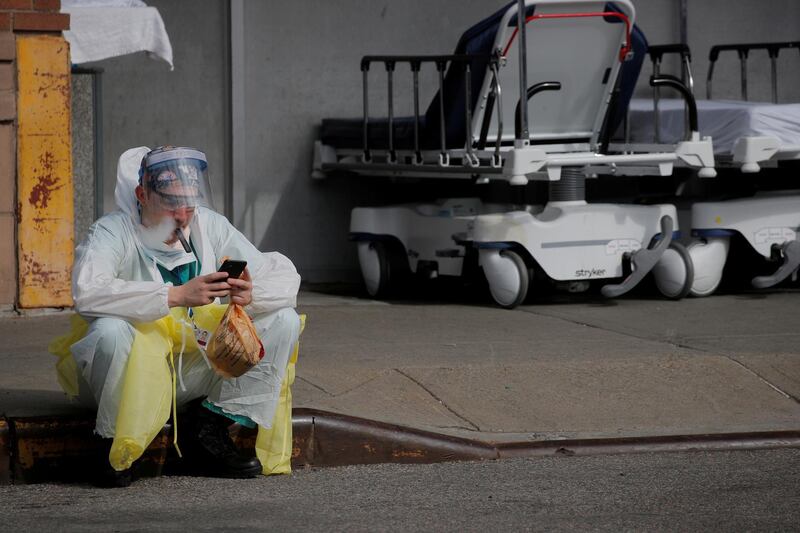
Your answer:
1;288;799;481
292;290;800;440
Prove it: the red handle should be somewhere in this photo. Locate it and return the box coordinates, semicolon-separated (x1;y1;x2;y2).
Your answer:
502;11;632;62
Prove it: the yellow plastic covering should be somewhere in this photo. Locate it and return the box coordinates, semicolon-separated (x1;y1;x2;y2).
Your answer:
48;314;89;397
257;314;304;475
49;308;305;475
110;307;198;471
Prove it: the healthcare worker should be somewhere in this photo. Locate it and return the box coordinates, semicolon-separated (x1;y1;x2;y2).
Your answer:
70;146;301;487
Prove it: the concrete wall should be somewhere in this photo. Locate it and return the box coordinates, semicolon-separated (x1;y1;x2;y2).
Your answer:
236;0;686;282
0;33;15;307
72;73;94;245
631;1;800;101
89;0;797;284
237;0;498;281
685;0;800;102
627;0;679;96
93;0;229;217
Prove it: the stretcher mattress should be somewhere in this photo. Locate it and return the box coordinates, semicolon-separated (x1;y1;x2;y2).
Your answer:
627;98;800;154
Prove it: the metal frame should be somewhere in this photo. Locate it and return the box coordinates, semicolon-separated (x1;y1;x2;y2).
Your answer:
706;41;800;103
316;0;714;184
359;54;502;168
633;41;800;173
647;44;693;142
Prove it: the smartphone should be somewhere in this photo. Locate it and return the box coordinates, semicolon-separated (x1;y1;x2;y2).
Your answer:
218;259;247;279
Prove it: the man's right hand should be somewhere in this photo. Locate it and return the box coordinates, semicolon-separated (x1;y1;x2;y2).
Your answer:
168;272;231;308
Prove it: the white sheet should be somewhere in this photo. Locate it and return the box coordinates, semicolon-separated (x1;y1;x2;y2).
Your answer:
62;0;146;7
62;5;173;69
627;98;800;154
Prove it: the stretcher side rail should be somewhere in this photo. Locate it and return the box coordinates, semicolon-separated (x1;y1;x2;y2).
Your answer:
707;41;800;102
634;41;800;173
648;44;693;93
649;75;697;138
359;53;503;168
643;44;693;142
320;72;713;181
317;1;716;185
648;43;691;63
610;73;715;178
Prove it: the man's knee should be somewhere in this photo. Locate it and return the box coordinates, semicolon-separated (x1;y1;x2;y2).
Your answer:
91;317;135;357
71;317;135;401
253;307;301;348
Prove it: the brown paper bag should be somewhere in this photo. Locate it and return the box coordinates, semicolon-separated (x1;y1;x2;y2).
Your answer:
206;303;264;378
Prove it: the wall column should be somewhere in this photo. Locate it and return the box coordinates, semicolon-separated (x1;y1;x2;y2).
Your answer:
0;1;72;309
0;31;16;308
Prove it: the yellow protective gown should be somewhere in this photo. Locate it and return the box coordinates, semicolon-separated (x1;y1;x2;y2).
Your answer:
50;307;304;474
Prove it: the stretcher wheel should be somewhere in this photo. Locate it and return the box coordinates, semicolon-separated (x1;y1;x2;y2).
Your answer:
652;242;694;300
357;241;398;298
687;237;729;297
486;249;529;309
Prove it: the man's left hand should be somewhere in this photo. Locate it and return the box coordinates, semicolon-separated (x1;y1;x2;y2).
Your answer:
227;267;253;306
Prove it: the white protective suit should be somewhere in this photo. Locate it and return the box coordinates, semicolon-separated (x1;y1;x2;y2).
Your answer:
70;146;301;437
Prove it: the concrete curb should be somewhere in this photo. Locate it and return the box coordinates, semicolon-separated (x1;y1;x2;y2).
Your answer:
2;409;799;484
0;418;10;484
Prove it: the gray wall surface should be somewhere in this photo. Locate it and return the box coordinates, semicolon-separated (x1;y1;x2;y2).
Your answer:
237;0;503;282
611;1;800;102
685;0;800;102
71;73;95;245
89;0;230;218
83;0;798;284
237;0;686;282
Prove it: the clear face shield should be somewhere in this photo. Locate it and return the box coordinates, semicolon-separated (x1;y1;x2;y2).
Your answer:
140;146;213;213
138;146;214;253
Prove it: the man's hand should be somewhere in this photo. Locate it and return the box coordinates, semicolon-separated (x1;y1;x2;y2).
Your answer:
228;267;253;306
168;272;231;308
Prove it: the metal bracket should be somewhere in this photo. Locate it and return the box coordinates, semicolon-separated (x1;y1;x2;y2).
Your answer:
601;215;674;298
752;240;800;289
502;145;548;185
732;136;780;173
676;133;717;177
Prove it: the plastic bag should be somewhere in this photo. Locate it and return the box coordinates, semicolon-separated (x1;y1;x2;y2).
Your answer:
256;314;304;475
206;303;265;378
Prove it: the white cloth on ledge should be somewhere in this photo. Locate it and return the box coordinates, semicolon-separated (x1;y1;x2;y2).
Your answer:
62;4;174;70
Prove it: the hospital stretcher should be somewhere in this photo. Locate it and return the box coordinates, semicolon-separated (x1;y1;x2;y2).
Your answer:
624;42;800;296
313;0;716;308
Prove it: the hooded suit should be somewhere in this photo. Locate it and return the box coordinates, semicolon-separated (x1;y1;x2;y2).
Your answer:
69;146;301;437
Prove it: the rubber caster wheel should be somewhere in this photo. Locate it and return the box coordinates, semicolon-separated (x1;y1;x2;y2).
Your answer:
358;241;400;298
652;241;694;300
485;249;530;309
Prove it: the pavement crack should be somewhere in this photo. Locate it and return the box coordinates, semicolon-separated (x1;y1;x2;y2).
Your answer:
334;372;387;397
726;356;800;404
298;370;390;398
296;376;333;396
517;307;713;355
394;369;481;431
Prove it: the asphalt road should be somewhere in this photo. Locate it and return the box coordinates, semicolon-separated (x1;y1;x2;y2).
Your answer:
1;448;798;531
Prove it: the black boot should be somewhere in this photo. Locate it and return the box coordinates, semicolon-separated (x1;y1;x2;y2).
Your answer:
180;401;262;478
90;436;137;488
